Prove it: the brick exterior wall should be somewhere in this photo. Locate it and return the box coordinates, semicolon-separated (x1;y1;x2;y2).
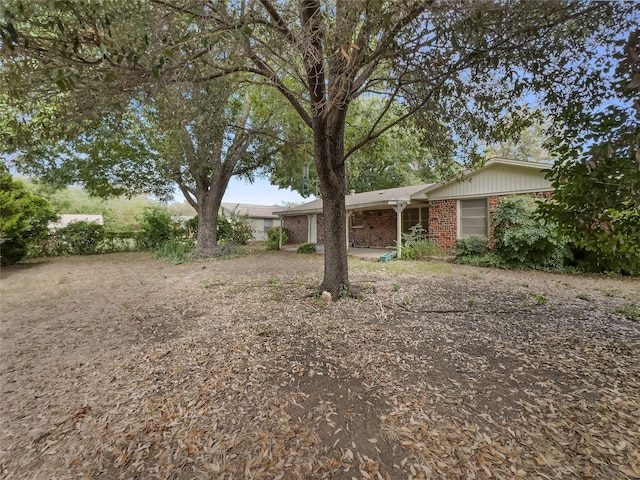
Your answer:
428;199;458;252
425;191;554;253
349;209;397;247
283;190;553;252
282;215;308;244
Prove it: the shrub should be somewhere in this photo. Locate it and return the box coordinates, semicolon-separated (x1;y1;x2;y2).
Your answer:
492;196;566;270
454;236;488;257
266;226;287;250
184;216;198;237
397;224;443;259
0;170;56;265
297;242;317;254
47;221;105;255
217;213;254;245
99;231;141;253
136;207;181;251
153;237;195;264
455;252;504;268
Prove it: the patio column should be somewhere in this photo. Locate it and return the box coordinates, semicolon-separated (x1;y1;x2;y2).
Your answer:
306;214;313;243
278;215;284;250
345;210;352;251
393;202;407;259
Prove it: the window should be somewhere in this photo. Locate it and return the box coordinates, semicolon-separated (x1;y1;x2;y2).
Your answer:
459;198;488;237
350;211;363;228
402;207;428;234
263;219;273;233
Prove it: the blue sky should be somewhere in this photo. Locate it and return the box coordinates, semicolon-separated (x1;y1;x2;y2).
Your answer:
221;176;313;206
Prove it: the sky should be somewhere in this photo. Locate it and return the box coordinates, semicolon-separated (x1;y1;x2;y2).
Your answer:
221;176;314;206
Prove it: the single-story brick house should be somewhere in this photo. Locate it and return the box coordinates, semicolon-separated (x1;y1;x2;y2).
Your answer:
220;203;281;241
273;158;553;255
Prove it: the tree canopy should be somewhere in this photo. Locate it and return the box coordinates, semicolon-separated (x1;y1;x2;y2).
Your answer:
540;29;640;275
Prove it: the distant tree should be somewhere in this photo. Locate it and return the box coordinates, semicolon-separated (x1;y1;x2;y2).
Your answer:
23;181;161;232
541;30;640;275
482;115;555;163
0;168;56;265
269;98;445;196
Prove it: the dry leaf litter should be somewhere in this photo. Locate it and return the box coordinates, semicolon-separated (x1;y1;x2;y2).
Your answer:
1;251;639;479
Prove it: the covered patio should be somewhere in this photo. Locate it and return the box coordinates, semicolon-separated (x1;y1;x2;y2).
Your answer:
281;244;391;260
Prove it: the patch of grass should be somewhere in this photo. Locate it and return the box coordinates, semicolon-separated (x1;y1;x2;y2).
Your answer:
467;299;476;307
351;259;452;275
202;278;223;288
616;304;639;322
153;239;194;264
296;242;317;254
393;283;401;291
601;288;620;298
268;293;282;301
266;277;279;286
402;296;415;306
576;293;590;301
531;293;548;305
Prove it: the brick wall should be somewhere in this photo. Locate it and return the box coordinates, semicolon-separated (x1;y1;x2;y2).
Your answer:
282;215;308;244
349;209;397;247
428;199;458;252
284;190;553;251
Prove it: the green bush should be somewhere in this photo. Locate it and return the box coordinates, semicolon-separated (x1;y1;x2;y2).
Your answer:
153;237;195;264
46;221;105;255
136;207;182;251
217;213;254;245
100;231;141;253
492;196;566;270
266;226;287;250
454;236;489;257
455;252;504;268
0;170;56;265
296;242;317;254
397;224;443;259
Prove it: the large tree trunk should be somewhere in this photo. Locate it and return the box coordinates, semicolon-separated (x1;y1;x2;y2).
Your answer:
316;113;350;298
193;186;226;257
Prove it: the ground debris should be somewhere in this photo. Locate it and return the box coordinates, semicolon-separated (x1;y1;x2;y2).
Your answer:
1;252;639;479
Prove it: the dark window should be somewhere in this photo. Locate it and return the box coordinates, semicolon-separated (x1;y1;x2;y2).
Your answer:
350;211;364;228
402;207;428;234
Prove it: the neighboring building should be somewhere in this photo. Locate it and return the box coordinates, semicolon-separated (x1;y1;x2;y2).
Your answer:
220;203;281;241
273;158;553;255
49;214;104;231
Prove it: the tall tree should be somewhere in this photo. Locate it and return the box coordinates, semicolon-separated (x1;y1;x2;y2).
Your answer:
540;29;640;275
2;1;635;296
482;114;554;163
1;4;278;256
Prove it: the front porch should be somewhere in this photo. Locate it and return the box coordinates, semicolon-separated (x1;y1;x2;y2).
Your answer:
281;244;391;261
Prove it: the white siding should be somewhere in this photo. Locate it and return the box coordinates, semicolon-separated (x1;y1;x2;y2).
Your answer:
427;164;552;200
248;218;281;241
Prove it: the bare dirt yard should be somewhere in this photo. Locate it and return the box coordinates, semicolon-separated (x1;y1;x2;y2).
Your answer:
1;250;639;479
